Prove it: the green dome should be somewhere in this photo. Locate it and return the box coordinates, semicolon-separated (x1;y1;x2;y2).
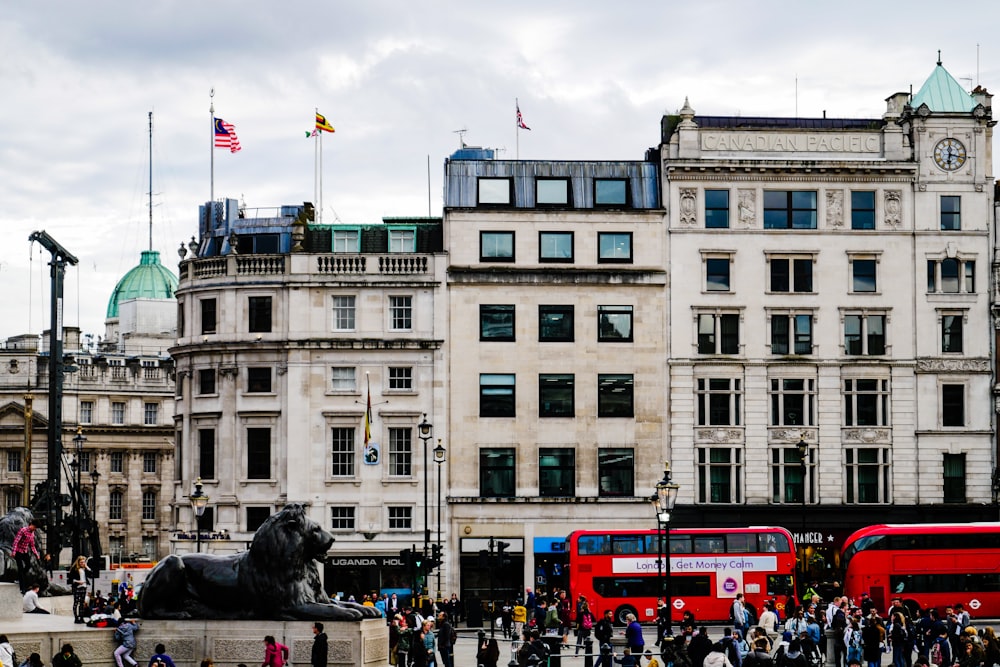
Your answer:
106;250;178;318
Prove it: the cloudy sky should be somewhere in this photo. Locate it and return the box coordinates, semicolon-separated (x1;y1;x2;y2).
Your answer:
2;1;998;343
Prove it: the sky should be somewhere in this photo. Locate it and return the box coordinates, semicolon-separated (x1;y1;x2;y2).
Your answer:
1;1;998;343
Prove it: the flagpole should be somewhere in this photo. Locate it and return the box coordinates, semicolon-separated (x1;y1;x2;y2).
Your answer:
319;116;324;226
210;88;215;210
314;108;320;225
515;98;520;160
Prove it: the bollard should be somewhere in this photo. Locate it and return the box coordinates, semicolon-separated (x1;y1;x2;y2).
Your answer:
584;638;594;667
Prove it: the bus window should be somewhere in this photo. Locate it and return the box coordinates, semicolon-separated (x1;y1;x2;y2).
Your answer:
694;536;725;553
767;574;795;597
727;534;756;553
579;535;610;555
670;536;693;553
612;536;644;554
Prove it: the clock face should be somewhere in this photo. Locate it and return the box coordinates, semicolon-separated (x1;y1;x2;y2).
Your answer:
933;138;967;171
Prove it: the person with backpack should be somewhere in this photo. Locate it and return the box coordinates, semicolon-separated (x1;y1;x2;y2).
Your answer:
576;599;596;655
732;595;748;639
928;628;951;667
844;619;863;666
544;600;561;635
888;612;909;667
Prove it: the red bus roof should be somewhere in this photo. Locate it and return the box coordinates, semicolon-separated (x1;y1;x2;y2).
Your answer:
568;526;793;539
842;522;1000;551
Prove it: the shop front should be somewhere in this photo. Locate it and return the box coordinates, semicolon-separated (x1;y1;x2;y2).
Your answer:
324;553;410;602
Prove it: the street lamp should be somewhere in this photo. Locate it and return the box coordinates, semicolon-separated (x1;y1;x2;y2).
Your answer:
652;462;680;639
796;437;808;586
433;438;446;603
71;427;87;558
89;468;100;594
417;414;433;611
189;478;209;553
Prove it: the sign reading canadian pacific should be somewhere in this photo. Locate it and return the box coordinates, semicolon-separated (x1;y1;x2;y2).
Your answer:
612;555;778;574
701;132;881;153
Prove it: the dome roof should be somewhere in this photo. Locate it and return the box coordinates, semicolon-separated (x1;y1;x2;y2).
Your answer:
106;250;178;318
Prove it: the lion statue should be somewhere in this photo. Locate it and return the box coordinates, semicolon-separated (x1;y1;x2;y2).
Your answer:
138;503;382;620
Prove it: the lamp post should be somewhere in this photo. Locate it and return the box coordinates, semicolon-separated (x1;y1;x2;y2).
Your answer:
417;414;433;611
433;438;446;603
796;437;808;588
653;462;680;639
189;478;209;554
71;427;87;558
89;468;100;593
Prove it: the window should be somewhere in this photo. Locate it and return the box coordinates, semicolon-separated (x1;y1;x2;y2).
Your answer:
247;368;272;393
6;451;20;473
388;228;415;253
598;232;633;263
941;312;964;354
763;190;817;229
5;490;20;514
480;305;515;341
109;536;125;558
478;178;512;205
539;305;574;342
331;428;356;477
109;490;123;520
80;401;94;424
111;401;125;425
770;378;816;426
696;378;742;426
480;374;515;417
142;452;157;474
845;448;890;504
851;191;876;230
539;232;573;262
200;298;217;335
705;257;731;292
332;296;356;331
844;312;886;355
698;312;740;355
595;179;627;206
110;451;124;473
771;446;813;504
537;178;570;206
246;507;271;532
598;448;635;497
851;257;878;293
941;196;961;230
143;402;158;426
943;454;966;503
81;489;91;514
248;296;272;333
332;229;360;253
844;378;889;426
388;367;413;391
598;305;633;342
480;448;515;498
236;233;279;254
246;427;271;480
142;491;156;521
942;384;965;427
769;256;813;292
388;428;412;477
771;313;813;355
481;232;514;261
598;374;634;418
198;429;215;479
928;258;975;293
388;506;413;530
539;374;574;417
198;369;216;395
330;506;356;531
539;448;575;496
331;367;356;391
705;190;730;228
697;447;742;504
78;452;91;473
389;296;412;330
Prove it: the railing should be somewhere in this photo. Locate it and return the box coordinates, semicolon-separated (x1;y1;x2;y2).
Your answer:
183;253;434;280
235;255;285;275
317;255;366;274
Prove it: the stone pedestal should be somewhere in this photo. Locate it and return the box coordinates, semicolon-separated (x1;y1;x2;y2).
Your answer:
0;583;21;620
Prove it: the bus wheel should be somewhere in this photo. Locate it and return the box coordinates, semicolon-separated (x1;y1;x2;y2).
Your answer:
615;605;638;626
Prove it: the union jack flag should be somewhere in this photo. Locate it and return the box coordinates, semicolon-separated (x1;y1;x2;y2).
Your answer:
516;102;530;130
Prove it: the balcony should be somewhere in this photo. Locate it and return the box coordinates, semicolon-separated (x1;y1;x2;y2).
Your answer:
179;253;437;284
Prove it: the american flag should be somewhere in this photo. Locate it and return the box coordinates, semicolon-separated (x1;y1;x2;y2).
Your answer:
516;102;530;130
214;118;241;152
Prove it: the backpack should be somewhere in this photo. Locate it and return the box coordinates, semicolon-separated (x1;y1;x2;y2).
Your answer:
545;606;560;628
929;640;944;667
582;613;593;630
113;626;125;643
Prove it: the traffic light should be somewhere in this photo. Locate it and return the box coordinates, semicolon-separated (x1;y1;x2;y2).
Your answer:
478;549;489;568
400;548;412;565
496;540;511;567
426;543;442;571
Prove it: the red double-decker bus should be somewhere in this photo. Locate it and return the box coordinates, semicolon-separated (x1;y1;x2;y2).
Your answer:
567;527;796;624
842;523;1000;616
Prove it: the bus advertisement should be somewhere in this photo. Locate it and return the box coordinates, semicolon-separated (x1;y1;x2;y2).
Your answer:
842;523;1000;616
567;527;796;624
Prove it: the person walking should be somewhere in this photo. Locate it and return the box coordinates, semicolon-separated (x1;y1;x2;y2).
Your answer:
114;618;140;667
625;613;645;655
311;623;328;667
261;636;289;667
436;612;454;667
576;599;596;655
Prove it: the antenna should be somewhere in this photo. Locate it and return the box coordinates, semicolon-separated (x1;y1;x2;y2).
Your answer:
148;111;154;252
453;128;468;148
937;50;942;66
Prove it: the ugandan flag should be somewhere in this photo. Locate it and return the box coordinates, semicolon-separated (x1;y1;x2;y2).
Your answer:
315;112;335;133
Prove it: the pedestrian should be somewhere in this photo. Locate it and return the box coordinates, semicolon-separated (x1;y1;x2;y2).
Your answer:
311;623;328;667
23;584;49;614
147;644;177;667
261;636;289;667
11;519;41;593
625;613;645;654
576;598;595;655
436;612;454;667
732;594;748;639
68;556;90;624
476;630;499;667
779;640;809;667
114;617;140;667
0;636;14;667
705;642;735;667
421;619;436;667
51;645;81;667
513;599;528;638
